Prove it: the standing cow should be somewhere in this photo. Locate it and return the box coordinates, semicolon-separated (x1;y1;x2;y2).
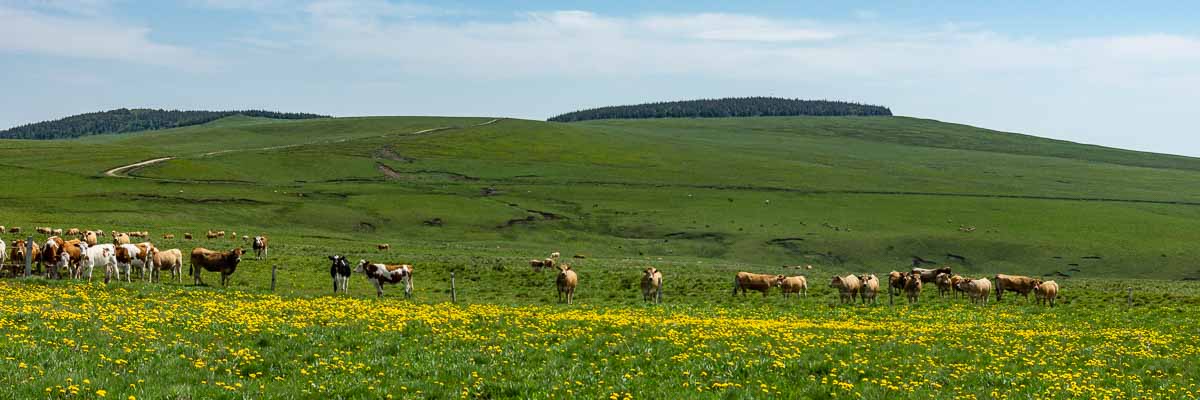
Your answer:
859;274;880;304
253;236;269;260
903;273;923;303
734;272;777;297
1033;280;1059;307
775;275;808;299
329;255;352;293
190;247;244;286
641;267;663;304
357;260;413;299
830;274;862;304
957;278;993;305
150;248;184;283
994;274;1040;302
556;264;578;304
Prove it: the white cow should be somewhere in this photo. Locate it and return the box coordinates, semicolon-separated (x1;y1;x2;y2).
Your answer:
81;244;118;282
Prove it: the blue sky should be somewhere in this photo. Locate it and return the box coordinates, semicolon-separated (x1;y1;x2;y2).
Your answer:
3;1;1199;156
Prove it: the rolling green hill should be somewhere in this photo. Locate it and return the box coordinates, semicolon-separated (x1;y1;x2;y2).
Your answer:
2;114;1199;281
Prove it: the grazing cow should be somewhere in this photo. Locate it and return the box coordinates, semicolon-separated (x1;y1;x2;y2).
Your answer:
377;243;390;251
903;273;923;303
531;258;555;272
356;260;413;298
550;251;561;259
775;275;808;299
252;236;269;259
734;272;777;297
993;274;1040;302
206;231;219;239
217;231;226;238
67;228;80;236
556;264;578;304
641;267;663;303
114;233;131;245
1033;280;1059;307
80;244;117;282
231;232;238;240
150;248;184;283
190;247;244;286
183;233;192;240
8;227;21;234
859;274;880;304
934;273;953;298
829;274;862;304
163;234;175;240
957;278;993;305
93;230;105;238
84;231;98;246
329;255;352;293
52;228;63;236
37;227;52;235
888;271;905;297
912;267;952;283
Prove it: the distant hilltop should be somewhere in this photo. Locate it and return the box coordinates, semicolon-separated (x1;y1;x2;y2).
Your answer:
0;108;330;140
548;97;892;122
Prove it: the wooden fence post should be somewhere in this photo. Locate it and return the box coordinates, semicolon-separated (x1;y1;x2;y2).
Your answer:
23;236;33;278
1127;287;1133;307
271;265;277;291
451;272;457;303
888;287;894;306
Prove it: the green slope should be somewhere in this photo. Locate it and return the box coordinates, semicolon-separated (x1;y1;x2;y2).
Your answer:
2;115;1198;279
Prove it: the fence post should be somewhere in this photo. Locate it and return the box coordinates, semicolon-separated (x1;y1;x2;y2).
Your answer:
271;265;277;291
1126;287;1133;307
24;236;33;278
888;287;894;307
451;272;457;303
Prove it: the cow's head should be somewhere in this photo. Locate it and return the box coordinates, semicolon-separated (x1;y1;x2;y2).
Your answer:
643;267;657;277
775;275;788;285
329;255;349;271
558;264;571;272
230;248;244;263
829;276;843;288
955;279;973;291
356;259;371;274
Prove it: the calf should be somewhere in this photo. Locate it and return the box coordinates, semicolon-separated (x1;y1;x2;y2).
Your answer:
994;274;1040;302
1033;280;1059;307
206;231;219;239
775;275;808;299
734;272;777;297
903;273;923;303
641;267;663;303
829;274;862;304
252;236;269;260
556;264;578;304
329;255;352;293
957;278;993;305
858;274;880;304
356;260;413;299
150;248;184;283
190;247;244;286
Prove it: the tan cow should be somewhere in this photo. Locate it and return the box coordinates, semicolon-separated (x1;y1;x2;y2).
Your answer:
775;275;808;299
934;273;953;298
858;274;880;304
67;228;80;236
903;273;923;303
556;264;578;304
888;271;905;297
950;275;967;298
150;248;184;283
9;240;38;275
1033;280;1059;307
36;227;52;235
957;278;993;305
829;274;862;304
84;231;98;246
994;274;1040;302
206;231;219;239
377;243;390;251
163;234;175;240
734;272;777;297
113;233;131;245
641;267;663;303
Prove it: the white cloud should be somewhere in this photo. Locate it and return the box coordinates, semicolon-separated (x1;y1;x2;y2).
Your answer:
639;13;837;42
0;5;209;69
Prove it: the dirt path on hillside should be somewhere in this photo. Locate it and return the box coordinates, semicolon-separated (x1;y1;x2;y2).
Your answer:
102;119;501;179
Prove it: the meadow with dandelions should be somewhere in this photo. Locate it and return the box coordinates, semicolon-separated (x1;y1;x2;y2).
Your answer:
2;280;1198;399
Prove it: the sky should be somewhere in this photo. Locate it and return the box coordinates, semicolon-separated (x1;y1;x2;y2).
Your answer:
2;1;1199;156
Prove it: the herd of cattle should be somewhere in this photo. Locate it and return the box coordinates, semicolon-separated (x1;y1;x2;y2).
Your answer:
2;226;1059;306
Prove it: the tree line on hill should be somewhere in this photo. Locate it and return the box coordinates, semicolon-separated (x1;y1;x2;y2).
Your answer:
547;97;892;122
0;108;330;140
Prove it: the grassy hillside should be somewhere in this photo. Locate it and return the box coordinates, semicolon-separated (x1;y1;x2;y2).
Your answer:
3;115;1200;280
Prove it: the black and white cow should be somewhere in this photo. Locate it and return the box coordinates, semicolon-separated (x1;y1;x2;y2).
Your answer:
329;255;351;293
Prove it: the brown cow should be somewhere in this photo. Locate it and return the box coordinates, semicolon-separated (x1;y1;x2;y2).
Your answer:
775;275;808;299
8;227;21;234
858;274;880;304
190;247;244;286
163;234;175;240
183;233;193;240
556;264;578;304
829;274;862;304
888;271;905;297
912;267;952;283
40;236;65;278
734;272;777;297
61;239;87;278
8;240;39;275
994;274;1040;302
934;273;953;298
641;267;663;303
1033;280;1059;307
377;243;390;251
903;273;923;303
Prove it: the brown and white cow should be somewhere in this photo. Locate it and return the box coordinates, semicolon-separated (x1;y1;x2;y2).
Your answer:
829;274;862;304
994;274;1040;302
734;272;777;297
1033;280;1059;307
556;264;578;304
190;247;244;286
357;260;413;299
252;236;269;260
858;274;880;304
903;273;923;303
775;275;808;299
957;278;993;305
641;267;663;303
163;234;175;240
40;236;66;278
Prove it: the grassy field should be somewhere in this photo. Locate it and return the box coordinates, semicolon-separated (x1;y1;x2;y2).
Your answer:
2;114;1200;398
